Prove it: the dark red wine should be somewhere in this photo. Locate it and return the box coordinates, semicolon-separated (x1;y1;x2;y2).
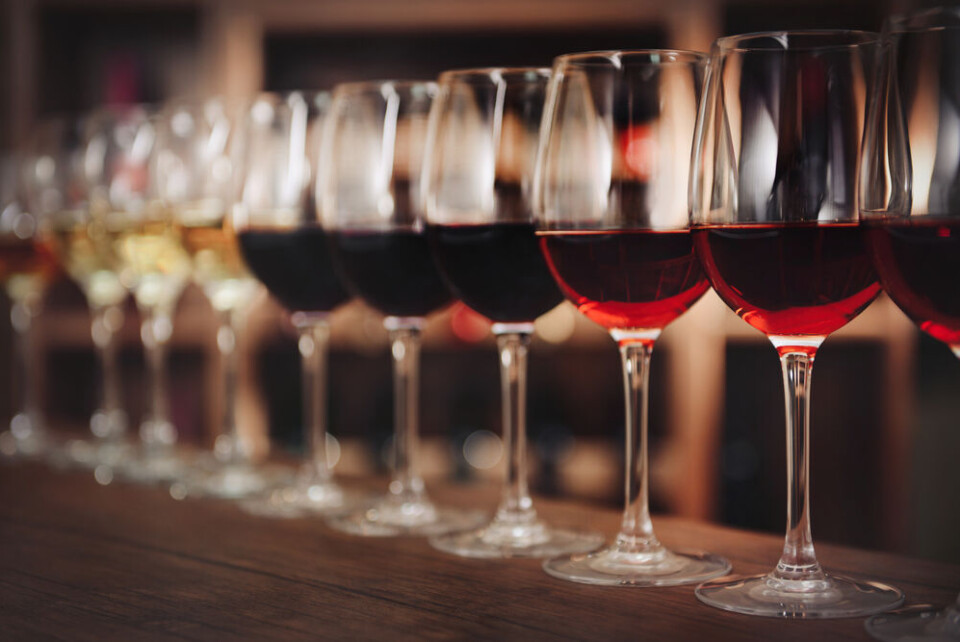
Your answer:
866;218;960;346
330;229;453;318
238;227;350;313
694;223;880;337
428;223;563;323
538;229;708;331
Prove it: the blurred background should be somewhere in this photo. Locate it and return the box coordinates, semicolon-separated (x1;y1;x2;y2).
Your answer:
2;0;958;565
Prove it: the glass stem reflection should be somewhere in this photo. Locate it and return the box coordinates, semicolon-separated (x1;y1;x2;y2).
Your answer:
386;318;427;507
294;313;332;483
493;326;537;528
139;305;176;453
615;336;662;554
775;347;825;583
10;295;42;441
216;310;245;464
91;304;126;441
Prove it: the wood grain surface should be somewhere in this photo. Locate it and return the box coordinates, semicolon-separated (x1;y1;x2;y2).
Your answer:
0;462;956;641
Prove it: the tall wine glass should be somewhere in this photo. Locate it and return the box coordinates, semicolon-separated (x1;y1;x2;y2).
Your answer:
320;80;485;536
233;92;357;517
153;98;268;498
535;50;730;585
862;8;960;640
86;105;193;484
0;154;57;459
24;116;130;467
424;67;603;557
690;30;904;617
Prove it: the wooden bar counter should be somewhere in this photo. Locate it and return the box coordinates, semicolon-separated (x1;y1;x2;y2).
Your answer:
0;462;956;640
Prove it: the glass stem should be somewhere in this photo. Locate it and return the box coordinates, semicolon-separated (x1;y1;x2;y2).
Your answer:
614;337;662;554
385;317;427;507
492;325;537;527
216;310;243;463
91;304;125;441
9;296;41;439
774;348;825;582
294;314;332;483
139;304;176;452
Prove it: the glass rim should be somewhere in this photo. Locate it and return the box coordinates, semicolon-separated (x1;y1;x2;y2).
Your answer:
552;49;708;68
248;90;332;106
331;79;438;97
716;29;879;53
886;6;960;33
437;67;550;84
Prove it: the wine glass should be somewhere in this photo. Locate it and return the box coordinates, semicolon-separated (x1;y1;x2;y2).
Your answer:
232;92;358;517
0;153;56;459
84;105;194;484
423;67;604;557
861;8;960;640
320;80;485;536
690;30;904;617
24;116;130;468
153;98;269;499
535;50;730;585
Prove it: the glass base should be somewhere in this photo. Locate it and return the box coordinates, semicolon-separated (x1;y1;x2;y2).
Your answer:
170;463;291;501
543;544;731;587
50;438;132;470
116;449;190;485
240;482;369;519
696;572;905;618
327;495;487;538
866;605;960;641
430;518;605;559
0;417;50;459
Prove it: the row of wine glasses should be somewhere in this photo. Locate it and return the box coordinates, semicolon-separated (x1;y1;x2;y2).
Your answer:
2;13;957;634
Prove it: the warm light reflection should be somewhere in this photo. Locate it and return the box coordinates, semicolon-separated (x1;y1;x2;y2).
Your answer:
908;60;938;214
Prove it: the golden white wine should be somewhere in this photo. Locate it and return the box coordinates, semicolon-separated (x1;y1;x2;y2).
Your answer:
48;214;127;309
114;218;192;310
0;235;59;304
177;204;259;313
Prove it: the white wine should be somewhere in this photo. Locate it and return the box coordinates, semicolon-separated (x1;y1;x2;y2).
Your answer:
178;204;259;313
48;213;127;309
114;218;192;310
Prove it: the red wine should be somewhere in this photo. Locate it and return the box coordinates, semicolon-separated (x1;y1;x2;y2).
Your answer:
694;223;880;337
237;227;350;313
330;229;453;318
428;223;563;323
866;218;960;346
538;229;708;331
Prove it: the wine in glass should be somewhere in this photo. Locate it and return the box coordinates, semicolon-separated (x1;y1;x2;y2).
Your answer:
690;30;904;617
424;67;603;557
233;92;358;517
536;50;731;585
0;154;57;458
862;8;960;640
321;80;485;536
154;98;269;499
87;106;194;484
25;116;130;468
